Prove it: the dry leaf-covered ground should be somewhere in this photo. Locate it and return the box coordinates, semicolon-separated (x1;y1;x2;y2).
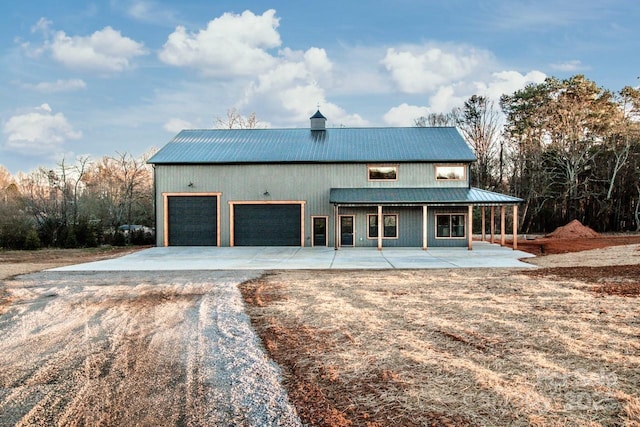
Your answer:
1;238;639;426
0;247;144;281
241;242;640;426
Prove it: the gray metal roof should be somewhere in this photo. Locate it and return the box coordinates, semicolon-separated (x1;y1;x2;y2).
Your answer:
329;187;522;205
148;127;476;164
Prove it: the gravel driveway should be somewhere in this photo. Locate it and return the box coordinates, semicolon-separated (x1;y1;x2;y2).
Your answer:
0;270;301;426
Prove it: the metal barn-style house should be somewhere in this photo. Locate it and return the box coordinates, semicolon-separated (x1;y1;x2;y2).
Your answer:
148;111;521;249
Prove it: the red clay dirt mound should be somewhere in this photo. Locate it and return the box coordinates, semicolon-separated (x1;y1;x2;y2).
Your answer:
545;219;599;239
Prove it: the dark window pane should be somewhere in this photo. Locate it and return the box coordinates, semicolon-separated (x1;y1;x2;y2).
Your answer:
368;215;378;237
383;215;397;237
451;215;465;237
436;215;450;237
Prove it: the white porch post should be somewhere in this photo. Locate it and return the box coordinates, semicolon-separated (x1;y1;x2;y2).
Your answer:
468;205;473;250
512;205;519;250
422;205;428;250
377;205;383;250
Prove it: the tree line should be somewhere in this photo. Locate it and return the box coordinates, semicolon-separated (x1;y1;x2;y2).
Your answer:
2;76;638;250
415;75;640;233
0;152;154;250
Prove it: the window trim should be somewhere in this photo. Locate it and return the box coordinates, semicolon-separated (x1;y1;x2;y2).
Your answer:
434;213;467;239
435;164;467;181
366;213;399;239
367;164;398;181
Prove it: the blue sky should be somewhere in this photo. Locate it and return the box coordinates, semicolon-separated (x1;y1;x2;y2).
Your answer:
1;0;638;174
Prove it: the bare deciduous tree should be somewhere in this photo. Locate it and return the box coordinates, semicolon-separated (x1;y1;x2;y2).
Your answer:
454;95;502;189
414;112;456;127
215;108;262;129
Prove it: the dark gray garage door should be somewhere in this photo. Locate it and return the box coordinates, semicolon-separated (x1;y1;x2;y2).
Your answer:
234;204;301;246
168;196;217;246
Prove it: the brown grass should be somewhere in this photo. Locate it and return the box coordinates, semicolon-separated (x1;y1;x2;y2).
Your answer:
241;252;640;426
0;246;146;280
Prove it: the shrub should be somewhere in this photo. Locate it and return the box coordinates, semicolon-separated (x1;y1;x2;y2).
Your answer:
74;218;98;248
0;219;32;249
112;230;126;246
24;228;41;250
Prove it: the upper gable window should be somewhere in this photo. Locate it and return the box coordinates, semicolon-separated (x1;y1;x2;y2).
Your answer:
435;165;466;181
368;165;398;181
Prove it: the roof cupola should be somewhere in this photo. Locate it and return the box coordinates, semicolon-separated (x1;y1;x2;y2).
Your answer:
310;109;327;131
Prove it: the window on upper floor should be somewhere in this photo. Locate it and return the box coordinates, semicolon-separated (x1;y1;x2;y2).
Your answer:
435;165;466;181
368;165;398;181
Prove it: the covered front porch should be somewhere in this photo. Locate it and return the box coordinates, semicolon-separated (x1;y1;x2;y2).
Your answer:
330;187;523;250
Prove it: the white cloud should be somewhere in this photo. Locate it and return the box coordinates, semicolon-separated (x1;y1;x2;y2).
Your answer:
550;59;586;72
159;9;281;77
125;0;177;25
383;70;547;126
383;103;431;126
381;44;494;93
303;47;333;78
23;79;87;93
156;10;366;127
31;17;53;35
3;104;82;155
474;70;547;100
163;118;193;133
49;26;147;72
239;45;367;127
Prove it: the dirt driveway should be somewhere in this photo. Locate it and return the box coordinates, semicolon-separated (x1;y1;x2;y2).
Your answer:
0;269;300;426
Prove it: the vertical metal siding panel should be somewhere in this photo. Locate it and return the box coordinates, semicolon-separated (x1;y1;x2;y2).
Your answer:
397;207;423;247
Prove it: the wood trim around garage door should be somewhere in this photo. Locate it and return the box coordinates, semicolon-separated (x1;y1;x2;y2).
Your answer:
163;192;221;247
228;200;306;247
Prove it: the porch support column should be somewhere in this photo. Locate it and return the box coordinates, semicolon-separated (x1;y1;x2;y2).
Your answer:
467;205;473;250
490;206;495;244
512;205;519;250
377;205;383;251
500;205;506;246
481;206;486;241
422;205;428;250
334;204;339;250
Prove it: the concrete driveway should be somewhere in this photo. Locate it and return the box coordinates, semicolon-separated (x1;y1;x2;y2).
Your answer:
51;242;536;271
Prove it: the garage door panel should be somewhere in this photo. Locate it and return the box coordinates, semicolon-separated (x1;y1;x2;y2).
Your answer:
234;204;301;246
168;196;217;246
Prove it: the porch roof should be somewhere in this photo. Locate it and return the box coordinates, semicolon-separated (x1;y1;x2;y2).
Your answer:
329;187;522;205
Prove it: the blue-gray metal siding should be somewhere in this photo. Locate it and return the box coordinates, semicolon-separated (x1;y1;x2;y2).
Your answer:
153;161;520;247
338;206;468;247
153;163;475;246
